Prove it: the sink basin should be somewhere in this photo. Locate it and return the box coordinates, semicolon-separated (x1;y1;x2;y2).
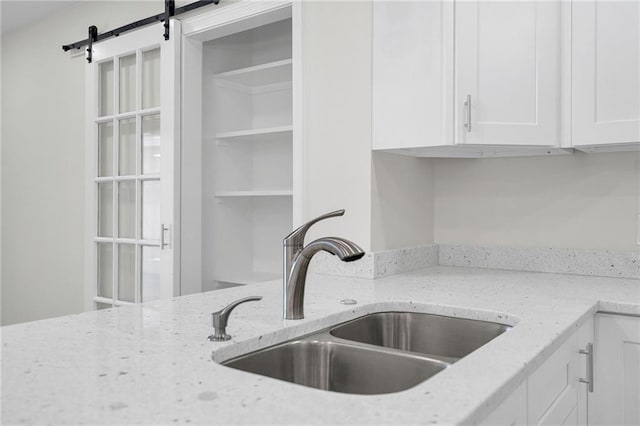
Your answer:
330;312;510;363
224;338;447;395
221;310;510;394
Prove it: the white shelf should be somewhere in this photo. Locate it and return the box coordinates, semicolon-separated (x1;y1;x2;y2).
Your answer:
213;271;281;286
191;19;295;297
213;59;292;87
206;281;245;292
214;125;293;143
214;190;293;198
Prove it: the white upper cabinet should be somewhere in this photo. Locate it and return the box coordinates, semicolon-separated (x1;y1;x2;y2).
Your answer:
373;1;639;157
373;1;567;158
456;1;561;146
372;1;453;151
571;0;640;150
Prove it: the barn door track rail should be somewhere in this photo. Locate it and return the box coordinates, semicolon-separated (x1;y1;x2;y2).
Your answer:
62;0;219;63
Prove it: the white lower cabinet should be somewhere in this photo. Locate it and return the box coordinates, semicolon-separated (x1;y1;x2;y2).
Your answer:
482;314;640;425
481;382;527;426
590;313;640;425
482;318;594;425
527;328;581;426
576;317;594;426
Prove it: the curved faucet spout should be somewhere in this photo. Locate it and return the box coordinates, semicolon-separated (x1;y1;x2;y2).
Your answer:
284;237;365;320
300;237;365;262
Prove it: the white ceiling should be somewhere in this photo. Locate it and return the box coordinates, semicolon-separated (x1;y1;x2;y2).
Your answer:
1;1;78;35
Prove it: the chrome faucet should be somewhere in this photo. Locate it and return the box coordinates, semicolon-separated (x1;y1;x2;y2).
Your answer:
208;296;262;341
283;209;365;320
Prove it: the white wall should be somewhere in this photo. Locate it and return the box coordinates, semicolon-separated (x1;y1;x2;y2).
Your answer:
301;1;373;249
371;153;435;251
301;1;437;253
0;4;3;318
1;1;162;325
434;152;640;250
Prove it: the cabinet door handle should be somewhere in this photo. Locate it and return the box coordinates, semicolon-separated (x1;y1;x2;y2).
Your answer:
160;224;169;250
579;342;594;392
464;94;472;132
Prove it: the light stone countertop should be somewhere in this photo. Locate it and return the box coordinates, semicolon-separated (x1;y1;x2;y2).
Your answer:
2;266;639;425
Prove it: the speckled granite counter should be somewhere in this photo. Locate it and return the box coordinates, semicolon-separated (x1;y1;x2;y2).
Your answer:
2;266;639;425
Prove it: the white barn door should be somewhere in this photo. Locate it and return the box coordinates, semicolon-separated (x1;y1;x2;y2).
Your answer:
85;21;181;310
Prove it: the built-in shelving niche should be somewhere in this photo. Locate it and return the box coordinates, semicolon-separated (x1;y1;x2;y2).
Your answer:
199;18;293;291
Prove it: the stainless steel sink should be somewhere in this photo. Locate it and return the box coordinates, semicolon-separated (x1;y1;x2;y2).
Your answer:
224;338;447;395
221;311;510;394
330;312;511;363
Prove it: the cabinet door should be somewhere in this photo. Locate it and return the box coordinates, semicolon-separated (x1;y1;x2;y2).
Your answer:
577;317;594;426
372;1;454;150
572;1;640;147
480;382;527;426
591;313;640;425
528;332;579;425
456;1;560;146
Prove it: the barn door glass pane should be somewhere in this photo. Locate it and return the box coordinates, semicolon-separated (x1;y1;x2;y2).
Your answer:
142;246;161;302
98;122;114;177
142;180;160;240
99;60;114;117
119;118;136;176
119;54;137;113
118;180;135;238
142;114;161;174
97;243;113;298
142;48;160;109
118;244;136;303
98;182;113;237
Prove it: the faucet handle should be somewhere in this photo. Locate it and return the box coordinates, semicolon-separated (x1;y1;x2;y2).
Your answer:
284;209;345;248
208;296;262;342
